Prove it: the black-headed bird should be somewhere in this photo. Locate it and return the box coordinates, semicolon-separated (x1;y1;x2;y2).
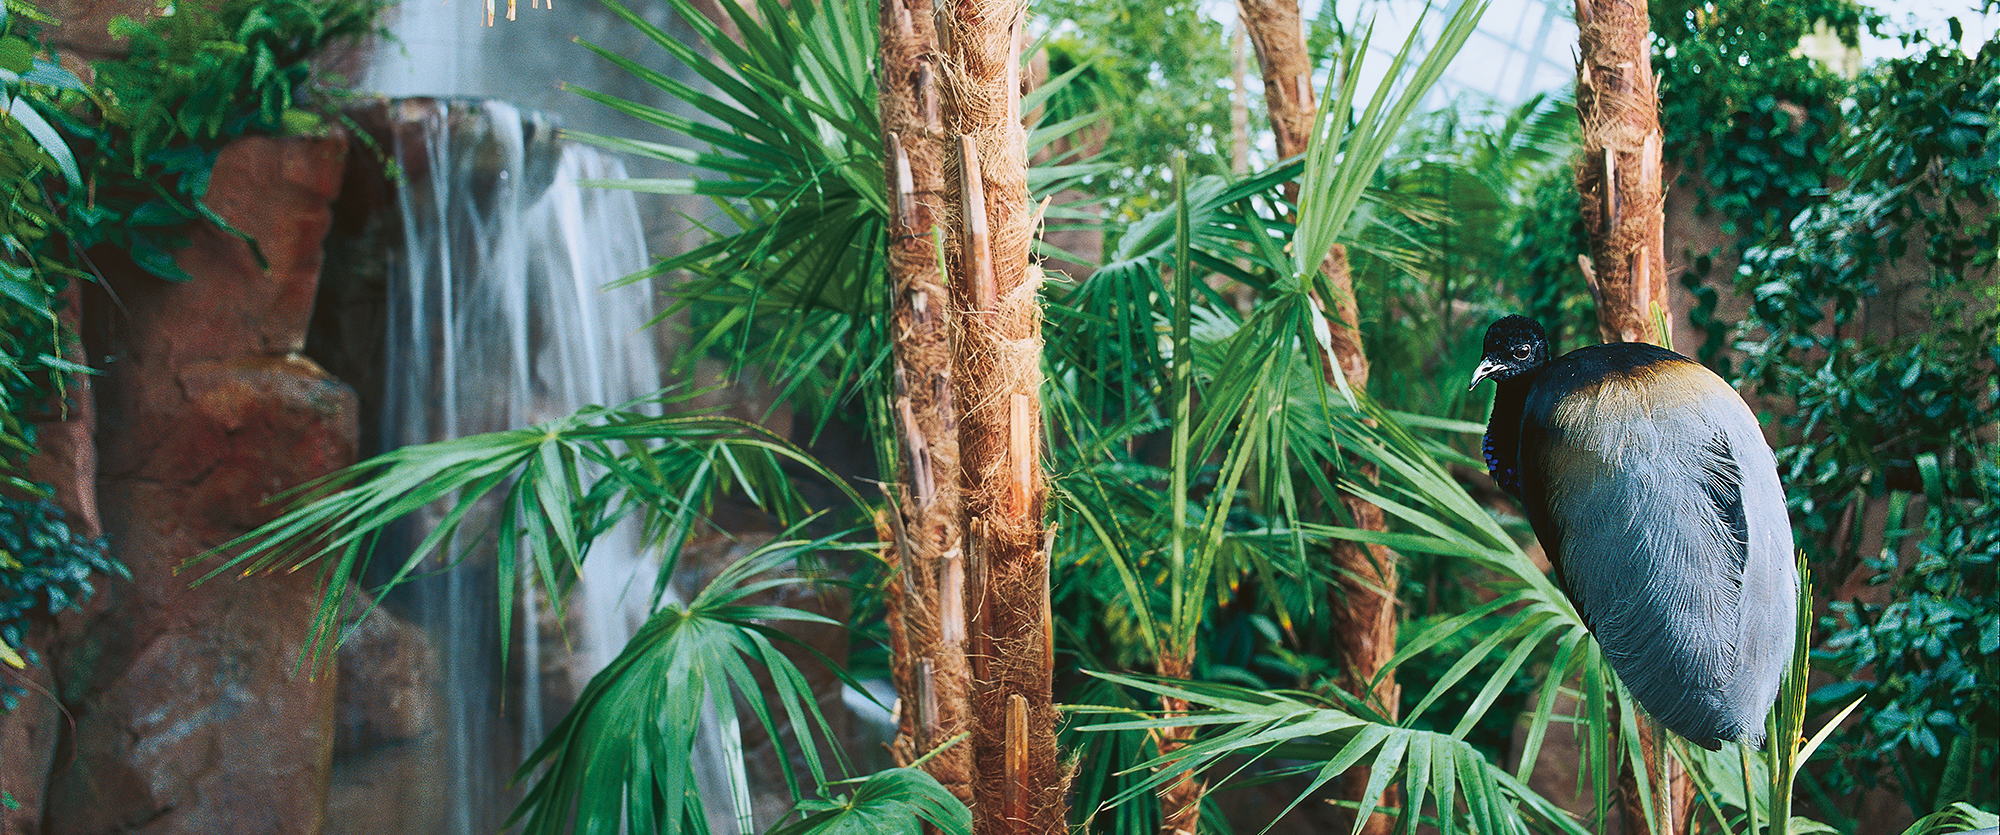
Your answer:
1470;314;1796;750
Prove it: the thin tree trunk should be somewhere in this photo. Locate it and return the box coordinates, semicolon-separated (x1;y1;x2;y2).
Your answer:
1154;651;1203;834
878;0;975;804
1573;1;1691;831
938;1;1066;831
1235;2;1398;832
1573;0;1670;346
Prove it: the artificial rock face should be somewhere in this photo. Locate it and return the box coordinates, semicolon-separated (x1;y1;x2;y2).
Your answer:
41;136;356;834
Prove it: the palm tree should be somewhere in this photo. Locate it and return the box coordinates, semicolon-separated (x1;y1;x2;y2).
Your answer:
1234;1;1397;829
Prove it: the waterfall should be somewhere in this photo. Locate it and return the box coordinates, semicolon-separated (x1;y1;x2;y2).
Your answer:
373;97;670;832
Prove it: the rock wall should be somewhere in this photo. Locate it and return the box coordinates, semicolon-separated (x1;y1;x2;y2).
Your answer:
36;136;355;834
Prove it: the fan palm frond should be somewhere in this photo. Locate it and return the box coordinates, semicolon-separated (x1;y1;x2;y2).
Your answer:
510;531;880;834
187;389;855;670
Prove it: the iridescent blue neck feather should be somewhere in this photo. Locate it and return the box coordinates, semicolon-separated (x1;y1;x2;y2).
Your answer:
1484;371;1538;499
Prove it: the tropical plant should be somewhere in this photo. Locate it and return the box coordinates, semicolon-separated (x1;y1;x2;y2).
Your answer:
0;0;85;482
567;0;1096;449
1034;0;1236;205
43;0;382;280
1733;34;2000;819
510;531;887;833
191;391;847;666
194;0;1999;832
769;766;973;835
1054;4;1730;829
0;496;122;702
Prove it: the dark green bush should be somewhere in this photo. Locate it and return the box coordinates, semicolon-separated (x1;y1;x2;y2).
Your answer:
0;496;123;710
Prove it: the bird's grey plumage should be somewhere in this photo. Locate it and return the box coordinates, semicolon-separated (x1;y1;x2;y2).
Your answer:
1517;346;1797;749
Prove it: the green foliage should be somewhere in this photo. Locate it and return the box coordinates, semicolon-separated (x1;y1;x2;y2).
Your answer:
511;532;877;834
202;0;1999;832
1035;0;1234;206
1731;34;2000;818
0;0;86;481
771;765;973;835
42;0;381;281
191;390;853;670
1817;461;2000;814
0;496;123;709
1507;166;1593;353
1078;672;1589;835
1898;802;2000;835
570;0;888;449
570;0;1096;452
1650;0;1874;367
1361;92;1578;418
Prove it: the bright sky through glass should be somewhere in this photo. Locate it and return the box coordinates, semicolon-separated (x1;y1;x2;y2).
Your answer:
1217;0;1999;113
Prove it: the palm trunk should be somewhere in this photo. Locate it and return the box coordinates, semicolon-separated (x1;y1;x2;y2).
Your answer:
1573;0;1670;346
1153;653;1202;834
1236;2;1398;832
936;1;1066;831
878;0;976;804
1573;1;1691;831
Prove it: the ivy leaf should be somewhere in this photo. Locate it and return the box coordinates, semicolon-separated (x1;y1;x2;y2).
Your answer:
128;237;194;282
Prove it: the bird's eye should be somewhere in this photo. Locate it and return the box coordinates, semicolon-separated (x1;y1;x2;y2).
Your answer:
1511;345;1532;360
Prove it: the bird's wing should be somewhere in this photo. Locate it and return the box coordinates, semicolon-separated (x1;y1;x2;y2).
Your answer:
1520;353;1795;748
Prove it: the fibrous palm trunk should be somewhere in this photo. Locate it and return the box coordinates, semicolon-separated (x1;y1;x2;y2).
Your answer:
1572;0;1692;831
939;0;1067;826
876;0;1068;830
1573;0;1671;346
878;0;976;805
1236;2;1398;832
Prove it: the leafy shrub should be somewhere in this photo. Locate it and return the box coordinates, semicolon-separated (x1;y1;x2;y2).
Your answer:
1735;34;2000;819
0;496;123;709
48;0;383;280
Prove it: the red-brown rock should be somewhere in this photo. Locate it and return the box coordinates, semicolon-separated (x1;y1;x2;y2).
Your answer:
39;135;355;834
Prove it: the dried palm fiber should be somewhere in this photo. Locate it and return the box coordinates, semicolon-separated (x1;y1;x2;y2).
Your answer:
879;0;976;803
1235;3;1396;833
1574;0;1670;346
1152;651;1203;835
937;0;1067;830
1574;0;1689;830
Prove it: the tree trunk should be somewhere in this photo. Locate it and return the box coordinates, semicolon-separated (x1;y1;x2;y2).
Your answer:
937;1;1066;831
878;0;976;804
1573;1;1691;831
1154;652;1203;834
1573;0;1671;346
1235;2;1398;832
1237;0;1316;173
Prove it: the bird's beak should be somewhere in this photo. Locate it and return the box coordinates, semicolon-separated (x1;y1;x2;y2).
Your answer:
1467;358;1503;391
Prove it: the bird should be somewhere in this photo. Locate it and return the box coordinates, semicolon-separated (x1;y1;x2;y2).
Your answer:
1469;314;1797;750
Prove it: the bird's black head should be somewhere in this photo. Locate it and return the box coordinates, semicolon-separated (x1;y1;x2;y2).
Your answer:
1469;315;1551;390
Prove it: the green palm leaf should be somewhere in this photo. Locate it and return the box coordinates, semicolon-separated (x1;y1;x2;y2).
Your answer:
1077;671;1589;835
186;389;855;671
509;531;878;834
770;766;974;835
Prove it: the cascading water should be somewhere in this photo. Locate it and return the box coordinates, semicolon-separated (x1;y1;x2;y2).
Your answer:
372;97;674;832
